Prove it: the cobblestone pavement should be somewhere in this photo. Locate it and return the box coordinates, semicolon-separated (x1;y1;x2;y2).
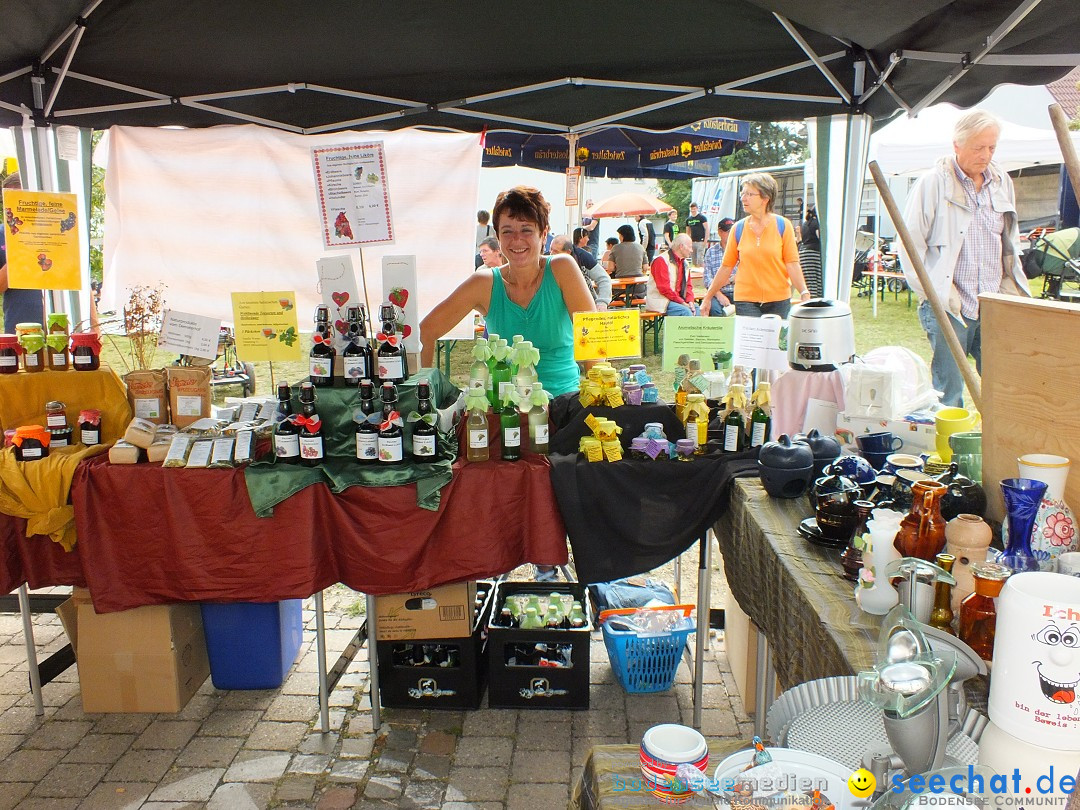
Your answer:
0;557;750;809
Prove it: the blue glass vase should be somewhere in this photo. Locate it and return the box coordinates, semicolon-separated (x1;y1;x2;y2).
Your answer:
998;478;1047;574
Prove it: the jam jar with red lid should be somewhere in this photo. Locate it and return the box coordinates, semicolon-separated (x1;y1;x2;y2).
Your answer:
69;333;102;371
0;334;22;374
12;425;50;461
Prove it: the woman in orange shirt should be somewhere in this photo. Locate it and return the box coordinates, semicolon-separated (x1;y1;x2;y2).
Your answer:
699;172;811;318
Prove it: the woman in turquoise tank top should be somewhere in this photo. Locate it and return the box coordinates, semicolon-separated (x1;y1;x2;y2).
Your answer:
420;187;596;397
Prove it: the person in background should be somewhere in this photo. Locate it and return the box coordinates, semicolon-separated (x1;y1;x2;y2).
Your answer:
637;214;656;264
685;203;708;268
600;237;619;269
475;209;494;267
899;109;1027;408
0;172;46;332
793;196;805;242
663;208;679;249
700;217;736;316
605;224;649;279
551;232;611;310
646;234;697;316
799;206;822;298
476;236;503;269
420;186;595;397
701;172;809;319
580;199;600;257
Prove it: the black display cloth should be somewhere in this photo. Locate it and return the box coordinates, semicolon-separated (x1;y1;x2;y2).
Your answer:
549;397;684;454
549;411;759;583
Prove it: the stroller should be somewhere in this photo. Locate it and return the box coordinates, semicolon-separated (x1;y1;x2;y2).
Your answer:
1025;228;1080;300
851;230;877;297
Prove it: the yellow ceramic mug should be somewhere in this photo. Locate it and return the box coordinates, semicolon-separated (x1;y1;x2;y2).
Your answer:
935;407;977;462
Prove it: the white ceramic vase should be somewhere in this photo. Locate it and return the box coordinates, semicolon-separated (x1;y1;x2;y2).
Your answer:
855;514;903;615
1018;454;1078;564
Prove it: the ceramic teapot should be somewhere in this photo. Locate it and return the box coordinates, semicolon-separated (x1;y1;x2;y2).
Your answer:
795;428;843;478
935;462;987;521
807;470;863;512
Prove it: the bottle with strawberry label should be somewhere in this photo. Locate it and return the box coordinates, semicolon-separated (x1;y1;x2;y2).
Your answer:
377;381;404;464
309;305;336;388
342;305;373;386
376;302;408;386
296;382;324;467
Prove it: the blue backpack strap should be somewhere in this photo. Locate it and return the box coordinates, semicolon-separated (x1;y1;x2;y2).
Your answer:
735;215;785;243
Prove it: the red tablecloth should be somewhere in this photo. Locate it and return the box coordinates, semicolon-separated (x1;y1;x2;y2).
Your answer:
71;455;567;612
0;514;85;594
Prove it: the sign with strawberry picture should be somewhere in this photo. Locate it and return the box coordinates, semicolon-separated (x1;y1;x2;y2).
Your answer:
311;142;395;249
2;189;82;289
231;291;303;362
316;255;363;353
381;255;419;353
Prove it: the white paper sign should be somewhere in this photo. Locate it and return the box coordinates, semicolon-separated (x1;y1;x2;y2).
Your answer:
731;315;788;371
316;255;364;353
158;309;222;359
381;255;419;354
311;142;394;248
804;398;840;437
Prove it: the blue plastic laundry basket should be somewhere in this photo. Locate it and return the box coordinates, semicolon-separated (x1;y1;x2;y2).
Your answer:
600;606;695;694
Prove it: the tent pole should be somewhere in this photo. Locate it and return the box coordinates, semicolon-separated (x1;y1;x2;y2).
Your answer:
567;133;578;237
1049;103;1080;205
870;160;982;410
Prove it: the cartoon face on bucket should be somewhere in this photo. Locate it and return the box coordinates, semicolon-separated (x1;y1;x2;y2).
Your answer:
1031;620;1079;705
986;572;1080;750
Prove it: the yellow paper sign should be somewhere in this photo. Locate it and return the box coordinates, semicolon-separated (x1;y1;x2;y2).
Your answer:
231;292;302;362
2;190;82;290
572;310;640;361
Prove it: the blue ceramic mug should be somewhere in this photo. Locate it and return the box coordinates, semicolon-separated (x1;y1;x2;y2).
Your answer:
856;431;903;454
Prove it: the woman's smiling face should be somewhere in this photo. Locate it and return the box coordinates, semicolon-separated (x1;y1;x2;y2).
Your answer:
498;215;546;266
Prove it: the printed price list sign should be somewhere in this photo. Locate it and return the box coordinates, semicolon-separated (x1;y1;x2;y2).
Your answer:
573;310;640;361
158;310;222;360
312;142;394;248
231;291;302;362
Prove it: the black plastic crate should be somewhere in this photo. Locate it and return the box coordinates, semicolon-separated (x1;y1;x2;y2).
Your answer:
376;581;493;710
486;581;593;710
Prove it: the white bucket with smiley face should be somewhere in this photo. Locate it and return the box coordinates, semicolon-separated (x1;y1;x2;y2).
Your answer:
987;571;1080;750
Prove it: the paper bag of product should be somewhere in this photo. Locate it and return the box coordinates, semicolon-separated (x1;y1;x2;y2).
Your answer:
166;366;212;428
123;368;169;424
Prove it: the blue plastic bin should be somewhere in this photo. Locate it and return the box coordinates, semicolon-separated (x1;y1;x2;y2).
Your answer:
200;600;303;689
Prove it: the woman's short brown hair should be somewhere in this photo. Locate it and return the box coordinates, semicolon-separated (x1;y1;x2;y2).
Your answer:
492;186;550;232
742;172;779;213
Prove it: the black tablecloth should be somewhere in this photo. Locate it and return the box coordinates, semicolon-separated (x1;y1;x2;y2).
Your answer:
550;446;759;583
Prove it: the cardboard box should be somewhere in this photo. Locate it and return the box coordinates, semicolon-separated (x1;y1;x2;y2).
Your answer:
724;590;759;715
834;412;936;455
375;581;478;641
55;587;93;656
76;602;209;713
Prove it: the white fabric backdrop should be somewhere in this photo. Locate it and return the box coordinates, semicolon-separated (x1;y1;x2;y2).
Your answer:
102;125;482;340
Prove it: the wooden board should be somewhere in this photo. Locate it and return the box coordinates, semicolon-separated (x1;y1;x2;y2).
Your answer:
981;293;1080;522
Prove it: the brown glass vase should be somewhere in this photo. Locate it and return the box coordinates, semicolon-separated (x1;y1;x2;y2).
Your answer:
895;480;948;560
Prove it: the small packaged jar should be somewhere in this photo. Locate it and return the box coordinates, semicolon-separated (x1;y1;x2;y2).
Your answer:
0;334;22;374
641;382;659;404
15;322;44;340
12;425;50;461
19;334;46;373
675;438;697;461
79;409;102;446
623;383;642;406
46;334;69;370
69;333;102;371
629;437;648;460
643;422;666;441
45;401;68;429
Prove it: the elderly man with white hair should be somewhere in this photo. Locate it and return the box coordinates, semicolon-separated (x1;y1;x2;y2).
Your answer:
899;109;1028;407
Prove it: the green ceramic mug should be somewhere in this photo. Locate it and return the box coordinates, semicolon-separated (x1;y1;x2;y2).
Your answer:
948;431;982;483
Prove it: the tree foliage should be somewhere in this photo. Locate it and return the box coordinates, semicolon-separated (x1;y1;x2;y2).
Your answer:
89;130;105;284
658;122;808;213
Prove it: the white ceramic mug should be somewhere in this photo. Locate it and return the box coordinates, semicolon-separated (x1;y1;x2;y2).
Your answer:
884;453;924;475
1059;552;1080;577
988;571;1080;750
1017;453;1071;501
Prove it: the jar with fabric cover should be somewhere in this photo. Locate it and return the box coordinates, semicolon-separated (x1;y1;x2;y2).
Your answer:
17;324;46;373
69;332;102;371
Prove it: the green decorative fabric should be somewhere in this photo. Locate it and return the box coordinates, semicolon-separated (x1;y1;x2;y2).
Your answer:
244;368;459;516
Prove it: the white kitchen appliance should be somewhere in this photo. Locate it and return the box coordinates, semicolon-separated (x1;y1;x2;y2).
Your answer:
787;299;856;371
